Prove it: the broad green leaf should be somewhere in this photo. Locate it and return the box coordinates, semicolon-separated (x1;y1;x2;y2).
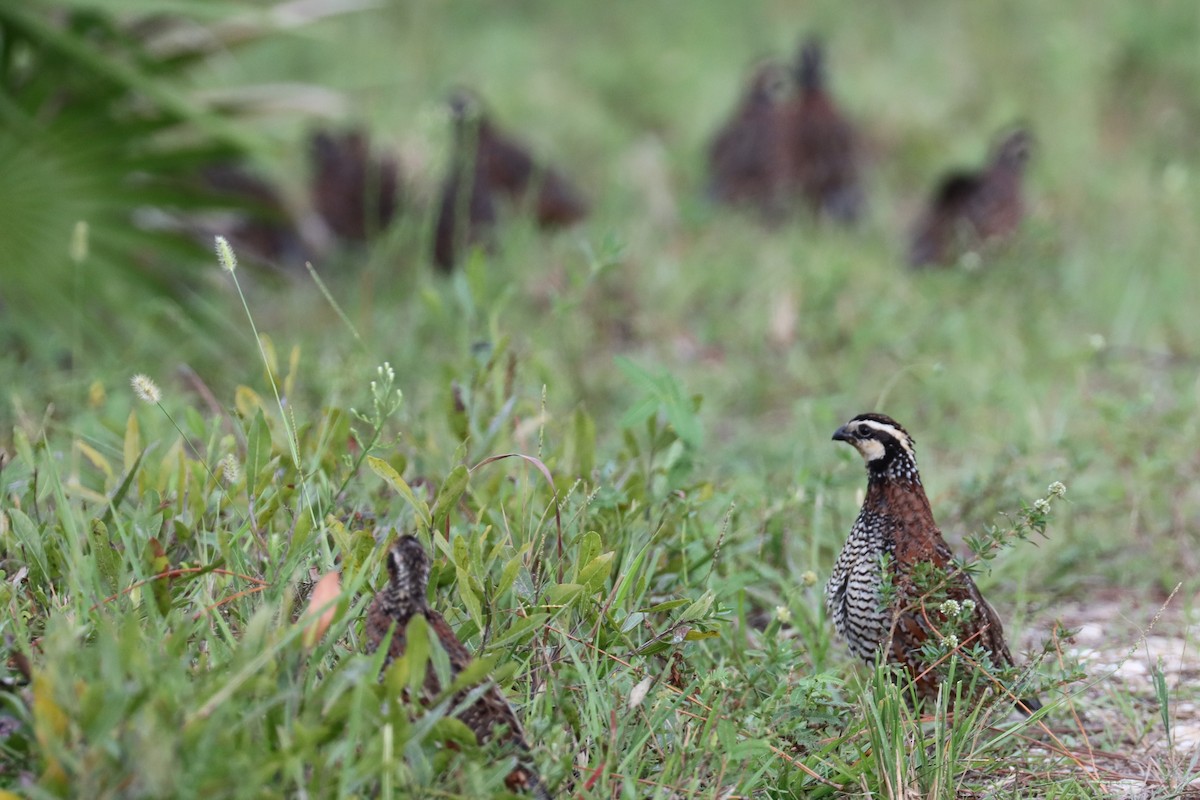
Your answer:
89;519;121;595
452;534;470;570
144;538;171;616
453;535;484;627
12;428;35;470
100;448;143;527
431;465;469;528
645;598;691;613
496;553;523;597
678;590;714;623
76;439;113;486
429;717;477;749
578;551;614;593
234;385;265;419
404;614;431;696
613;541;650;609
455;568;485;630
574;531;602;583
489;613;550;647
545;583;584;607
8;509;48;585
443;653;498;698
245;409;271;486
123;411;140;473
367;456;431;531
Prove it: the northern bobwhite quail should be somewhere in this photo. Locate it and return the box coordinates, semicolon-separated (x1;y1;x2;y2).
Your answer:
907;128;1033;268
706;61;792;220
309;129;401;243
364;535;551;798
432;90;587;271
827;413;1041;714
780;37;865;224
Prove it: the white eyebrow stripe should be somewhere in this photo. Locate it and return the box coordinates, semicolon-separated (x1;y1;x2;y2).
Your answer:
856;419;914;454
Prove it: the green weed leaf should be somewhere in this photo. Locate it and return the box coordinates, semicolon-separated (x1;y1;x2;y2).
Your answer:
368;455;432;531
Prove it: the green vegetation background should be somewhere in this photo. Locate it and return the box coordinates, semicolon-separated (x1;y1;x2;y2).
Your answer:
1;1;1198;797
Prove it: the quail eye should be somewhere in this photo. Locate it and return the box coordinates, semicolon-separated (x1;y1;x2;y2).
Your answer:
856;426;872;439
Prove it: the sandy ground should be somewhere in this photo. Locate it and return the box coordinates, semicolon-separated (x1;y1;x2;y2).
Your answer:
1027;587;1200;798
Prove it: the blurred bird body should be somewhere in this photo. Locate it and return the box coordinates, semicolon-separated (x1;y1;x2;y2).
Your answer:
197;164;311;268
309;129;401;243
781;38;865;223
908;128;1032;268
433;90;587;271
827;413;1041;713
706;61;793;220
365;535;551;798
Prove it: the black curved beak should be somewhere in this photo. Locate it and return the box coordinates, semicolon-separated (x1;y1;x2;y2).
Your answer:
832;425;851;442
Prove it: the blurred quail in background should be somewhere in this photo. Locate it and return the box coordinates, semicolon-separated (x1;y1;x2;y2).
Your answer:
706;61;792;221
780;37;865;224
309;128;402;244
907;128;1033;268
199;163;310;268
433;89;587;271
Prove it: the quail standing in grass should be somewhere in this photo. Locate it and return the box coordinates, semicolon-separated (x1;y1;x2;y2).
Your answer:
365;535;552;798
706;61;792;220
780;37;865;224
907;128;1033;268
827;413;1041;713
309;129;401;243
432;89;587;271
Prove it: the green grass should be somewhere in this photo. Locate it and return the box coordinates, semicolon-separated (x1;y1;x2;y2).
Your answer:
3;1;1200;797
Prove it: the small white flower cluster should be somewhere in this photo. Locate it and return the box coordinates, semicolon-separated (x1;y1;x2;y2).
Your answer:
1048;481;1067;498
938;598;976;619
370;361;402;407
1034;498;1051;514
800;570;818;588
943;633;959;649
774;605;792;624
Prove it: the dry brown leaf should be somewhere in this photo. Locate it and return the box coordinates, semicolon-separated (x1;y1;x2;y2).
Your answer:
302;571;341;648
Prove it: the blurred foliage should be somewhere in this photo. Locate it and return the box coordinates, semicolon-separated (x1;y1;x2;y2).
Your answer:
0;1;346;358
3;0;1200;797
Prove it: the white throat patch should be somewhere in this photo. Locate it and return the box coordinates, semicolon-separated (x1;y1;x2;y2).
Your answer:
855;438;887;462
854;418;915;461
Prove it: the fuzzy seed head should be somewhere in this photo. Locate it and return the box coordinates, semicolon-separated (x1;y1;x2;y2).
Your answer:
131;374;161;404
215;235;238;273
219;454;241;485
